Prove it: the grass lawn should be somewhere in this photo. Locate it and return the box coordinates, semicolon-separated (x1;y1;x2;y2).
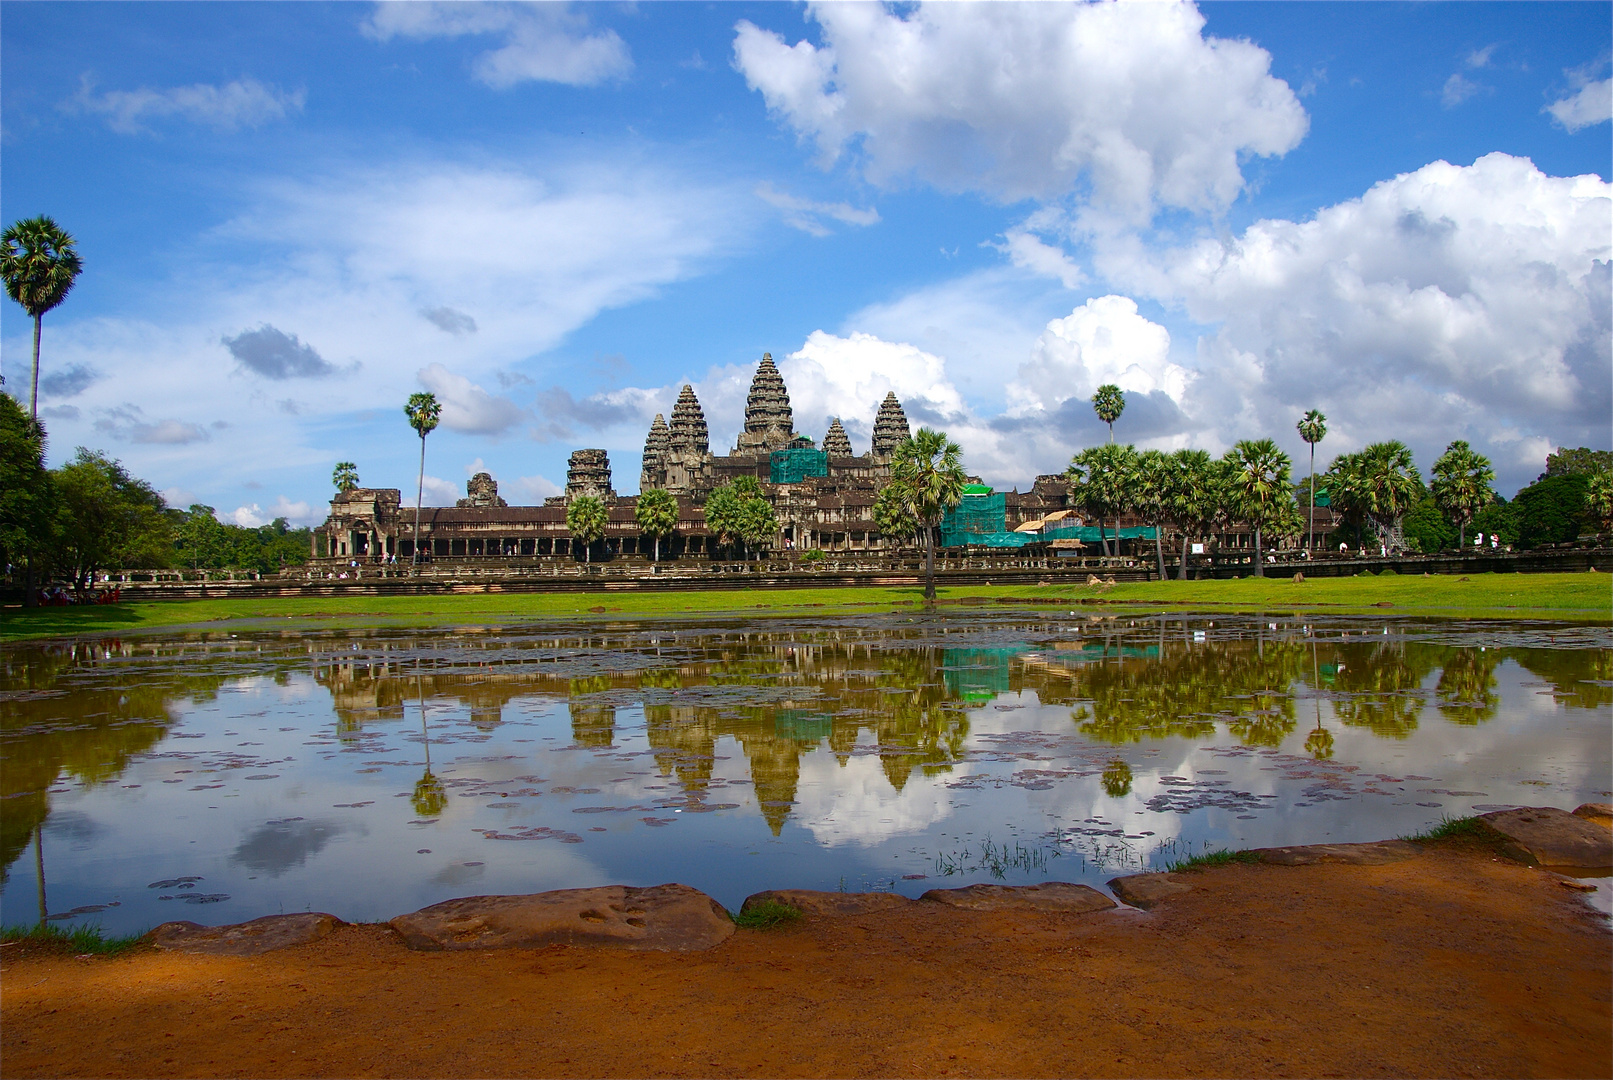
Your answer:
1;571;1607;642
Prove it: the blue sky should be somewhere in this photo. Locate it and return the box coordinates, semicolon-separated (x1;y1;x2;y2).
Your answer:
3;1;1609;525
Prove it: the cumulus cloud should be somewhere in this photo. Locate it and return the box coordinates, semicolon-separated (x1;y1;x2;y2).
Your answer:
754;182;879;237
733;1;1307;220
779;330;971;451
38;363;98;399
364;1;632;88
531;385;644;443
419;474;463;507
94;404;211;445
229;496;319;528
223;325;337;379
417;363;528;436
69;76;304;134
421;306;477;335
1546;74;1612;132
1008;296;1188;416
510;474;562;502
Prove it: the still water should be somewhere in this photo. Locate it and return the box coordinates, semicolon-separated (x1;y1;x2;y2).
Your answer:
3;612;1609;933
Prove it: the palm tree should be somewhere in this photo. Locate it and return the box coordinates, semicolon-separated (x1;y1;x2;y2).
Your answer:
1169;449;1221;580
1588;470;1613;537
873;482;921;551
566;495;608;563
1296;409;1327;552
332;461;360;492
404;392;441;567
890;428;967;601
1067;442;1137;557
1132;449;1176;580
1226;438;1294;577
1430;440;1495;548
1331;441;1421;554
1091;384;1125;443
634;488;678;562
1;216;83;419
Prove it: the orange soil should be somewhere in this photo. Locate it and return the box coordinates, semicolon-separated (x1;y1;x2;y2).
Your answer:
3;843;1608;1080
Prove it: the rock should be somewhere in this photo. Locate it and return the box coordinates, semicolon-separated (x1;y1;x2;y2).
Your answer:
740;889;913;918
1107;873;1194;910
146;913;342;956
1477;807;1613;871
1573;803;1613;829
920;882;1116;915
389;883;734;952
1255;840;1423;867
1292;572;1305;583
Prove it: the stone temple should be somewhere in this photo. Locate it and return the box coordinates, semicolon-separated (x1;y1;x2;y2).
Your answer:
315;353;1077;563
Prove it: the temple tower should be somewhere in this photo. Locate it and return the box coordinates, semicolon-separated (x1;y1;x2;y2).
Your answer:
823;417;853;457
664;384;710;493
565;449;615;502
871;392;911;459
734;353;795;455
640;413;669;491
456;472;507;508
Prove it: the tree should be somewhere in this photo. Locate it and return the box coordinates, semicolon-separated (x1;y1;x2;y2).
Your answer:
51;448;170;596
1067;442;1137;557
565;495;608;562
332;461;360;493
1429;441;1495;549
1296;409;1327;551
1225;438;1293;576
890;428;967;601
1131;449;1176;580
873;481;922;550
1169;448;1222;580
0;393;52;604
738;495;779;558
404;392;441;567
1327;442;1421;554
1091;384;1125;443
1586;470;1613;535
634;488;678;562
1541;447;1613;480
1513;473;1590;549
1;216;83;420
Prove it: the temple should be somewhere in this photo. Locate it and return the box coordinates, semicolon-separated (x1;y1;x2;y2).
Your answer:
314;352;1088;564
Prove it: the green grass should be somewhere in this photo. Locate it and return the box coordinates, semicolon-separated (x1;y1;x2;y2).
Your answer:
1399;815;1489;843
731;900;803;929
1167;848;1264;873
1;571;1606;642
1;922;147;956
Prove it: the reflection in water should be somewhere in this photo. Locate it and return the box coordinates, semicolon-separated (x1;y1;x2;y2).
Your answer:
3;614;1609;911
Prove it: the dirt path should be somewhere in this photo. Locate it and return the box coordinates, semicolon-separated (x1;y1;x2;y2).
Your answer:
3;843;1608;1079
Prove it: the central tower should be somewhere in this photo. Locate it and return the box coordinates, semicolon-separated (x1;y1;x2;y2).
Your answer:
734;353;795;455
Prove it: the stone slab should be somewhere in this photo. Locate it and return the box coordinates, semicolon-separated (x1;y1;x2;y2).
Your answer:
1478;806;1613;871
1107;873;1194;910
1573;803;1613;828
919;881;1116;914
1255;840;1423;867
389;883;734;952
147;913;343;956
740;889;914;918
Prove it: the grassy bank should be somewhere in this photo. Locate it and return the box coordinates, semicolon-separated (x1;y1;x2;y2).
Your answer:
1;571;1606;642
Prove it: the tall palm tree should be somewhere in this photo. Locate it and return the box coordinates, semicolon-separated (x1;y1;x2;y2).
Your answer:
1;216;83;419
1067;442;1137;557
1169;448;1220;580
1091;384;1125;443
1429;440;1495;548
1226;438;1293;577
890;427;967;601
1132;449;1175;580
404;392;441;567
1325;442;1421;554
1296;409;1327;551
332;461;360;492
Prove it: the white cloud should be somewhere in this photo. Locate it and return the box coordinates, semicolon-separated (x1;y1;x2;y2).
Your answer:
419;475;462;507
1465;45;1498;69
93;404;210;445
779;330;971;450
510;474;562;502
417;363;527;435
754;182;879;237
364;1;632;88
991;228;1084;290
733;1;1307;220
1546;77;1612;132
69;76;304;134
1009;296;1187;415
1441;73;1481;109
230;500;320;528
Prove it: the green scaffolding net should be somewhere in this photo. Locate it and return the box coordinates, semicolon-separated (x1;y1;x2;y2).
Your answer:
940;491;1014;548
769;448;828;484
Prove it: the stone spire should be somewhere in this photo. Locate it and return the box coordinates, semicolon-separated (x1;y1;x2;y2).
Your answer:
565;449;615;502
871;392;911;457
823;417;853;457
640;413;669;490
735;353;795;454
668;384;708;457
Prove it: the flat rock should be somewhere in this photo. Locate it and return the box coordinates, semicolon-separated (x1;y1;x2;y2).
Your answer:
1478;806;1613;871
389;883;734;952
740;889;913;918
146;913;342;956
1107;873;1194;910
1573;803;1613;828
1255;840;1423;867
920;881;1116;914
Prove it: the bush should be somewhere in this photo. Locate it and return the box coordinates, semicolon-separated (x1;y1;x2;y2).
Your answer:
1513;474;1590;549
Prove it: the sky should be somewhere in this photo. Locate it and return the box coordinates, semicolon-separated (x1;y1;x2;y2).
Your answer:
2;1;1609;527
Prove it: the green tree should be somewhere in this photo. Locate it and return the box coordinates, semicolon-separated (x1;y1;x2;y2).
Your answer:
872;481;921;550
1091;383;1125;443
1401;496;1456;554
738;495;779;557
51;448;170;595
1541;447;1613;480
404;392;441;566
890;428;967;601
1169;448;1222;580
175;504;229;569
1326;442;1421;554
1513;473;1590;549
332;461;360;492
0;393;52;604
1131;449;1176;580
1586;470;1613;535
1067;442;1138;557
1;216;83;420
1296;409;1327;551
1429;440;1495;547
565;495;608;563
1225;438;1293;576
634;488;678;562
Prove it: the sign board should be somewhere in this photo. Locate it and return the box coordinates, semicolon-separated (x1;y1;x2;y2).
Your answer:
1190;543;1205;555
